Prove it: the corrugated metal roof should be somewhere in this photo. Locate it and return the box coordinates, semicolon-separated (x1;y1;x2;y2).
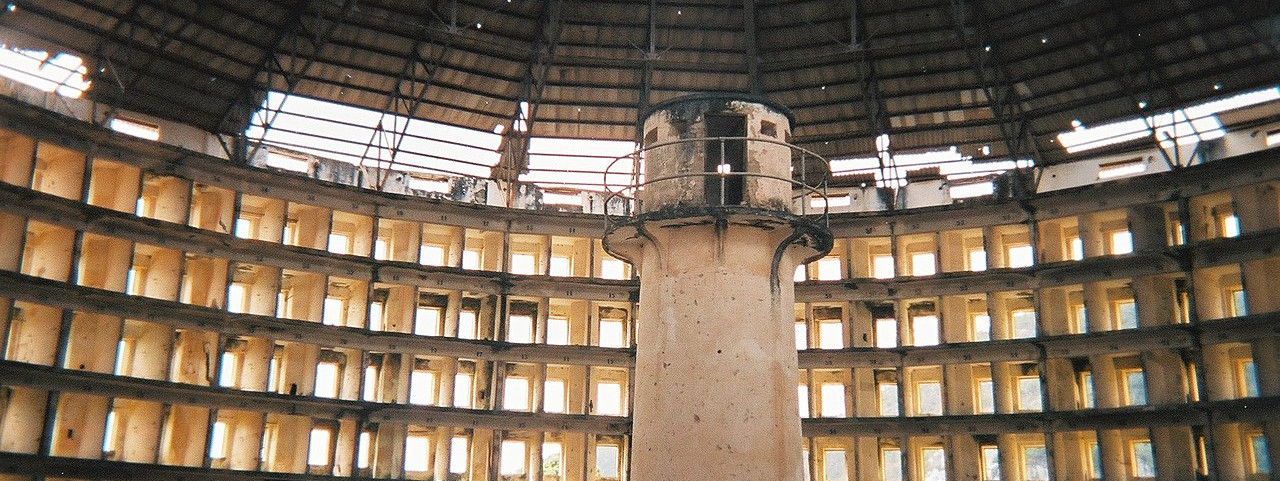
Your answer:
3;0;1278;166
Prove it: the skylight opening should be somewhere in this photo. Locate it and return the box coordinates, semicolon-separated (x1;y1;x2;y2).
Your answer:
109;117;160;141
515;101;530;132
266;151;311;173
542;190;583;205
949;181;994;199
1057;86;1279;153
0;46;91;98
810;194;851;208
1097;158;1147;180
247;92;502;179
408;176;450;194
829;145;1027;189
520;137;637;191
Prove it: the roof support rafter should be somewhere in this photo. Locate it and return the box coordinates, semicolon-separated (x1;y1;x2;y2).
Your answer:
947;0;1044;192
87;1;223;122
216;0;311;138
849;0;896;189
492;0;564;197
636;0;657;135
358;3;459;188
235;0;353;164
1069;0;1193;169
744;0;760;96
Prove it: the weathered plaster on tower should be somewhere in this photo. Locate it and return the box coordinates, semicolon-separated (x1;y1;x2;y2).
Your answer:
607;94;832;481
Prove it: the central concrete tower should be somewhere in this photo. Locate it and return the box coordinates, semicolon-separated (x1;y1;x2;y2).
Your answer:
605;94;832;481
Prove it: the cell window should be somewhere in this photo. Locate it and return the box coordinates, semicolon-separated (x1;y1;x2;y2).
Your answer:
596;445;621;479
322;296;346;326
921;447;946;481
972;314;992;342
1011;309;1037;339
549;256;572;276
419;245;445;266
327;233;349;254
218;351;239;388
209;421;228;459
1250;434;1271;474
599;319;626;348
314;362;340;398
544;379;567;413
415;307;441;336
546;317;570;345
362;366;378;402
1131;441;1155;478
912;315;940;346
875;318;898;348
409;370;436;405
981;445;1001;480
819;320;844;349
1240;360;1260;398
820;383;846;417
457;311;477;339
1017;376;1042;412
1115;300;1138;329
1088;443;1102;479
1079;372;1095;408
911;252;936;276
878;382;899;416
1007;244;1034;268
916;381;943;416
1123;370;1147;406
1221;214;1241;238
357;432;371;469
823;449;848;481
510;253;537;275
1022;445;1048;481
543;442;563;476
968;249;988;271
976;380;995;414
873;255;896;279
449;437;469;473
816;257;842;280
881;448;903;481
307;428;331;466
503;377;531;411
462;250;481;270
508;315;534;343
1109;230;1133;255
600;258;627;279
499;440;526;476
596;382;623;415
453;373;473;408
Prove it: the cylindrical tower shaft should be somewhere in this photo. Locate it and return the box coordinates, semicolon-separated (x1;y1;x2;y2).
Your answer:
605;94;831;481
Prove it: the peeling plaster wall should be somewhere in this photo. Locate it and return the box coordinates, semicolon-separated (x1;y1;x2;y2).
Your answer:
641;96;795;213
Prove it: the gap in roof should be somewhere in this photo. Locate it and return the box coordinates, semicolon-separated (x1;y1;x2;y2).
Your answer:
1057;86;1280;153
829;143;1029;189
246;92;503;179
520;137;637;191
248;92;641;191
0;44;91;98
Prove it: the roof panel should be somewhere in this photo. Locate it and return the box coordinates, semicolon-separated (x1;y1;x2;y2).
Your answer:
5;0;1274;166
